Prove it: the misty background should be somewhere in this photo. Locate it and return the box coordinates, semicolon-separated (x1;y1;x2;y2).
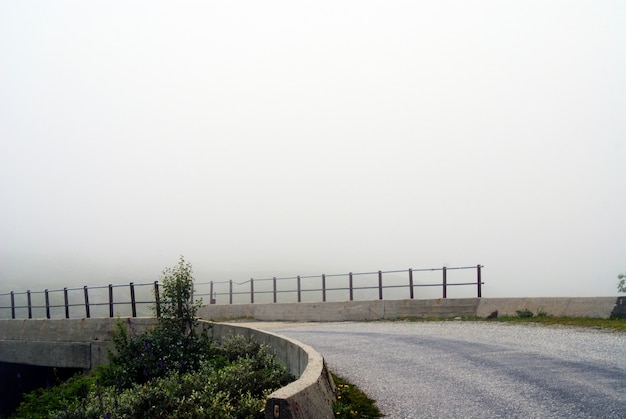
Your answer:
1;1;624;300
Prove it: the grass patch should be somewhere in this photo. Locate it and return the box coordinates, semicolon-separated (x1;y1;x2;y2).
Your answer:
332;373;383;418
383;316;626;331
485;315;626;331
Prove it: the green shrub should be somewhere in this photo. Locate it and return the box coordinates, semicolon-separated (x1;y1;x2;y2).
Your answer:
515;309;534;318
12;258;294;419
12;373;97;418
44;337;291;419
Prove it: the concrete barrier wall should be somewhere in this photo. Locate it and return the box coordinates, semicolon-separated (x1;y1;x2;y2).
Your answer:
198;296;620;321
197;298;481;321
201;321;335;419
0;318;157;369
476;297;619;318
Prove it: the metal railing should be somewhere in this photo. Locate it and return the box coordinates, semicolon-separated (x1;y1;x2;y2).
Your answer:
0;282;159;320
0;265;483;319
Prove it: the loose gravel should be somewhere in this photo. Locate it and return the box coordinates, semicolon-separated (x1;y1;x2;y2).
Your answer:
269;321;626;419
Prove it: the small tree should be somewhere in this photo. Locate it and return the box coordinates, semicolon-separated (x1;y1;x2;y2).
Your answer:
105;257;213;388
618;273;626;293
155;255;202;337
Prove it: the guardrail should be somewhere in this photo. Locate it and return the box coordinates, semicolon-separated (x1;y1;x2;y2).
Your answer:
0;265;483;319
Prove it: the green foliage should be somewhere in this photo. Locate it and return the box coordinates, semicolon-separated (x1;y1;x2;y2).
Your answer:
332;374;382;419
12;372;97;418
12;258;294;419
15;336;292;419
102;257;215;388
515;308;534;318
618;273;626;293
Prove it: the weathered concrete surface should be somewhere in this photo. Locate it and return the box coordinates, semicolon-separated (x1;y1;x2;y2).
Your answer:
476;297;619;318
198;297;620;321
0;318;157;369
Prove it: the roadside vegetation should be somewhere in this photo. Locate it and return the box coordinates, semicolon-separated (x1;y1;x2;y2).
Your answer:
387;312;626;331
332;374;383;418
10;258;293;418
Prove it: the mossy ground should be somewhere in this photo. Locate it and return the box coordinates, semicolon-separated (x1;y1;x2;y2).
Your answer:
332;373;383;418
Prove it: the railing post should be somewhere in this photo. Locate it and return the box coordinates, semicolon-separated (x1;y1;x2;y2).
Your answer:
322;274;326;302
229;280;233;304
130;282;137;317
273;277;277;303
210;281;214;304
84;286;90;318
442;267;447;299
477;264;482;298
378;270;383;300
27;290;32;319
44;290;50;319
64;287;70;319
43;288;50;319
297;275;301;303
349;272;353;301
154;281;161;318
10;291;15;319
409;268;414;299
108;284;114;318
250;278;254;304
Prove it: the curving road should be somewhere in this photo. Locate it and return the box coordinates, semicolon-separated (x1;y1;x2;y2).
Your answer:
262;321;626;418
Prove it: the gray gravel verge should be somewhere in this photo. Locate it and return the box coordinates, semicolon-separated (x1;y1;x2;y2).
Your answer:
268;321;626;418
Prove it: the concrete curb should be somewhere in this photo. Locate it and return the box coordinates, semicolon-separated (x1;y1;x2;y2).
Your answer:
204;321;335;419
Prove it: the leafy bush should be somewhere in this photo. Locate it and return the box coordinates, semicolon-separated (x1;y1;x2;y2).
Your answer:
12;373;97;418
44;338;291;419
102;257;215;388
515;309;534;318
12;258;294;419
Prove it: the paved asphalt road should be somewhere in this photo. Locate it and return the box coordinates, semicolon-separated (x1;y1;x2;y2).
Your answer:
264;321;626;418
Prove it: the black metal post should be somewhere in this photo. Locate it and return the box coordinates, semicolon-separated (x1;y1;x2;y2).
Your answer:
322;274;326;302
229;280;233;304
130;282;136;317
108;284;114;318
273;277;277;303
442;267;447;299
349;273;353;301
297;275;301;303
64;287;70;319
409;268;414;299
10;291;15;319
84;286;90;318
44;290;50;319
27;290;32;319
477;264;482;298
154;281;161;318
210;281;214;304
378;270;383;300
250;278;254;304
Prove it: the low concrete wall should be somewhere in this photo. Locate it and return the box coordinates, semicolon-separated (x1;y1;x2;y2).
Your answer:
0;318;336;419
476;297;619;318
198;297;621;321
198;298;480;321
202;321;335;419
0;318;157;369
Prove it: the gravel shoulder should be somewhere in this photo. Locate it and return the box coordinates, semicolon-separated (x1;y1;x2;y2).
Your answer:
246;321;626;418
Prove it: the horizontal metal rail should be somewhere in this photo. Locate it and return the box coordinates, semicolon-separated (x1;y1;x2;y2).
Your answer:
0;265;483;319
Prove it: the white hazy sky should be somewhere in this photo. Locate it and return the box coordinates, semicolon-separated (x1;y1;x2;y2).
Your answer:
1;1;624;298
